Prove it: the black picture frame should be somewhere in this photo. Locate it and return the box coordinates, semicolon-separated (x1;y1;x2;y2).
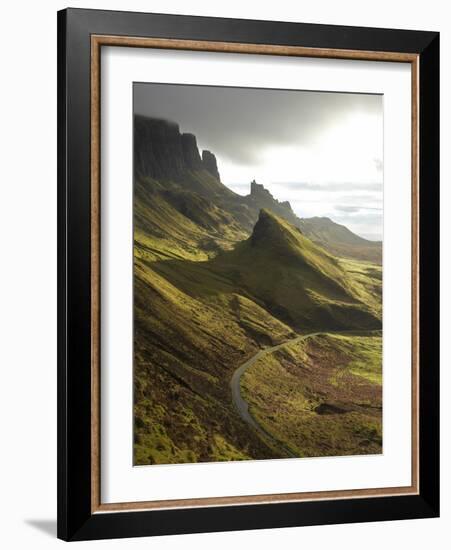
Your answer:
57;7;439;541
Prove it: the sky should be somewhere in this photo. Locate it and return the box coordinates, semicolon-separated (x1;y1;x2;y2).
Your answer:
134;83;383;240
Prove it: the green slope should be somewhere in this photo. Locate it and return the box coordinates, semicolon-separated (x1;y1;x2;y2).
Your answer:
298;217;382;264
152;209;381;332
241;333;382;457
133;169;382;464
134;186;300;463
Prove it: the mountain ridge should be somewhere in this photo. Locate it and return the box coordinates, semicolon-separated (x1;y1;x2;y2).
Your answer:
134;115;381;263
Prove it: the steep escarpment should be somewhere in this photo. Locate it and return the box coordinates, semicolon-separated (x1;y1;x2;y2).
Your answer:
202;150;221;180
181;133;203;171
134;116;186;180
247;180;299;227
134;115;222;183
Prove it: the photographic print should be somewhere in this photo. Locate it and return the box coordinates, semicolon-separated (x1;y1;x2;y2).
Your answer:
58;12;439;539
133;83;383;466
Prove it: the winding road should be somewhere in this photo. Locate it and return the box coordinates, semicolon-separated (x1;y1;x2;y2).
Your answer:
230;332;320;457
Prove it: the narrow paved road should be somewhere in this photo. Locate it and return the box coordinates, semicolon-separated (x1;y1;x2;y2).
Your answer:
230;332;320;457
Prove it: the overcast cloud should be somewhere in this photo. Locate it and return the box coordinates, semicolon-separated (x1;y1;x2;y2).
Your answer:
134;83;383;240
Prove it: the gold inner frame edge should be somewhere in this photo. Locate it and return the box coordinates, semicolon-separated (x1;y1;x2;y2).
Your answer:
90;35;420;514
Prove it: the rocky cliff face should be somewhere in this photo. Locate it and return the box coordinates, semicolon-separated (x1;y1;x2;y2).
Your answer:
181;133;203;170
134;115;221;181
134;116;184;180
202;150;220;180
248;180;298;226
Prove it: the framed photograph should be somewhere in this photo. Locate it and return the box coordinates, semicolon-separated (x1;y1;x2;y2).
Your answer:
57;8;439;541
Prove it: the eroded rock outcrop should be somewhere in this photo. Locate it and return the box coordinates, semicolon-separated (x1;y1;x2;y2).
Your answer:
248;180;298;226
202;150;221;181
134;115;221;182
181;133;203;170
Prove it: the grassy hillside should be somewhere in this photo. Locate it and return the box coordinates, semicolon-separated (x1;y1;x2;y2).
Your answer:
152;210;381;333
134;174;382;464
241;333;382;457
299;217;382;264
134;184;299;463
134;176;249;262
